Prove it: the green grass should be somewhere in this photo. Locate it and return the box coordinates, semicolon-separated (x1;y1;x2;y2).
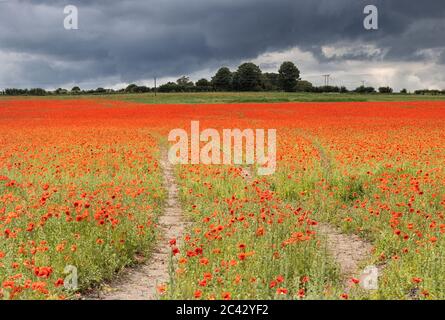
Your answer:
1;92;445;104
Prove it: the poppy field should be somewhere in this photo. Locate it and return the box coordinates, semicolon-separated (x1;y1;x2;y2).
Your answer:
0;99;444;300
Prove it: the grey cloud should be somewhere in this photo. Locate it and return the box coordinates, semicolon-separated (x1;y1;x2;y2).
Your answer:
0;0;444;88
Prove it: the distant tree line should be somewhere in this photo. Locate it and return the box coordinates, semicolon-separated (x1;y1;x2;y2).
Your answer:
1;61;444;96
158;62;301;93
413;89;445;95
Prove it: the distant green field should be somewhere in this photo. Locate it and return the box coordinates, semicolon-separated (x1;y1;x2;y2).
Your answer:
1;92;445;104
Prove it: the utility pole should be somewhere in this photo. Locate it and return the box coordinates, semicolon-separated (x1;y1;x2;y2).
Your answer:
361;80;365;87
322;74;330;86
154;77;157;97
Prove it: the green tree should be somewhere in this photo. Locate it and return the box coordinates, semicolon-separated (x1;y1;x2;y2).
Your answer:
196;78;211;87
125;84;138;93
5;88;28;95
355;86;376;93
54;88;68;95
295;80;313;92
211;67;233;91
231;72;240;91
29;88;47;96
278;61;300;92
175;76;194;92
236;63;262;91
71;86;81;94
196;78;212;92
262;73;279;91
177;76;194;87
378;86;393;94
133;86;150;93
158;82;183;92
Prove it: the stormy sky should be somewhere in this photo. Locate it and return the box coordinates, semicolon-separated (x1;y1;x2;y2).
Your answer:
0;0;444;91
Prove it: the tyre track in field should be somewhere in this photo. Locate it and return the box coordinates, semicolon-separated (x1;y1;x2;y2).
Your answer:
304;135;377;289
89;148;187;300
316;223;374;290
240;138;376;291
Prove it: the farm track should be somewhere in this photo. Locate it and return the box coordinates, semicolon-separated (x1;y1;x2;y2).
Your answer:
307;136;376;289
315;223;374;290
309;138;375;288
241;153;373;291
88;148;187;300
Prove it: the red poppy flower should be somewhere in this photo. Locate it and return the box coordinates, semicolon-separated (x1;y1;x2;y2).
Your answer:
298;289;305;298
54;279;64;287
276;288;288;295
34;267;53;278
412;277;423;284
238;253;247;261
222;292;231;300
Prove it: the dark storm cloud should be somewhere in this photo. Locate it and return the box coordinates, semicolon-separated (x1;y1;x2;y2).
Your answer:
0;0;444;88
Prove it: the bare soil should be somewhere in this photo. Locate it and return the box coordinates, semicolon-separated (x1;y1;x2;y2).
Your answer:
89;149;187;300
316;222;374;289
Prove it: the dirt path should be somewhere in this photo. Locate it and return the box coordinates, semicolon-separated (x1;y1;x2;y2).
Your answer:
316;223;374;289
239;161;375;293
91;148;187;300
240;161;374;291
299;133;376;288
